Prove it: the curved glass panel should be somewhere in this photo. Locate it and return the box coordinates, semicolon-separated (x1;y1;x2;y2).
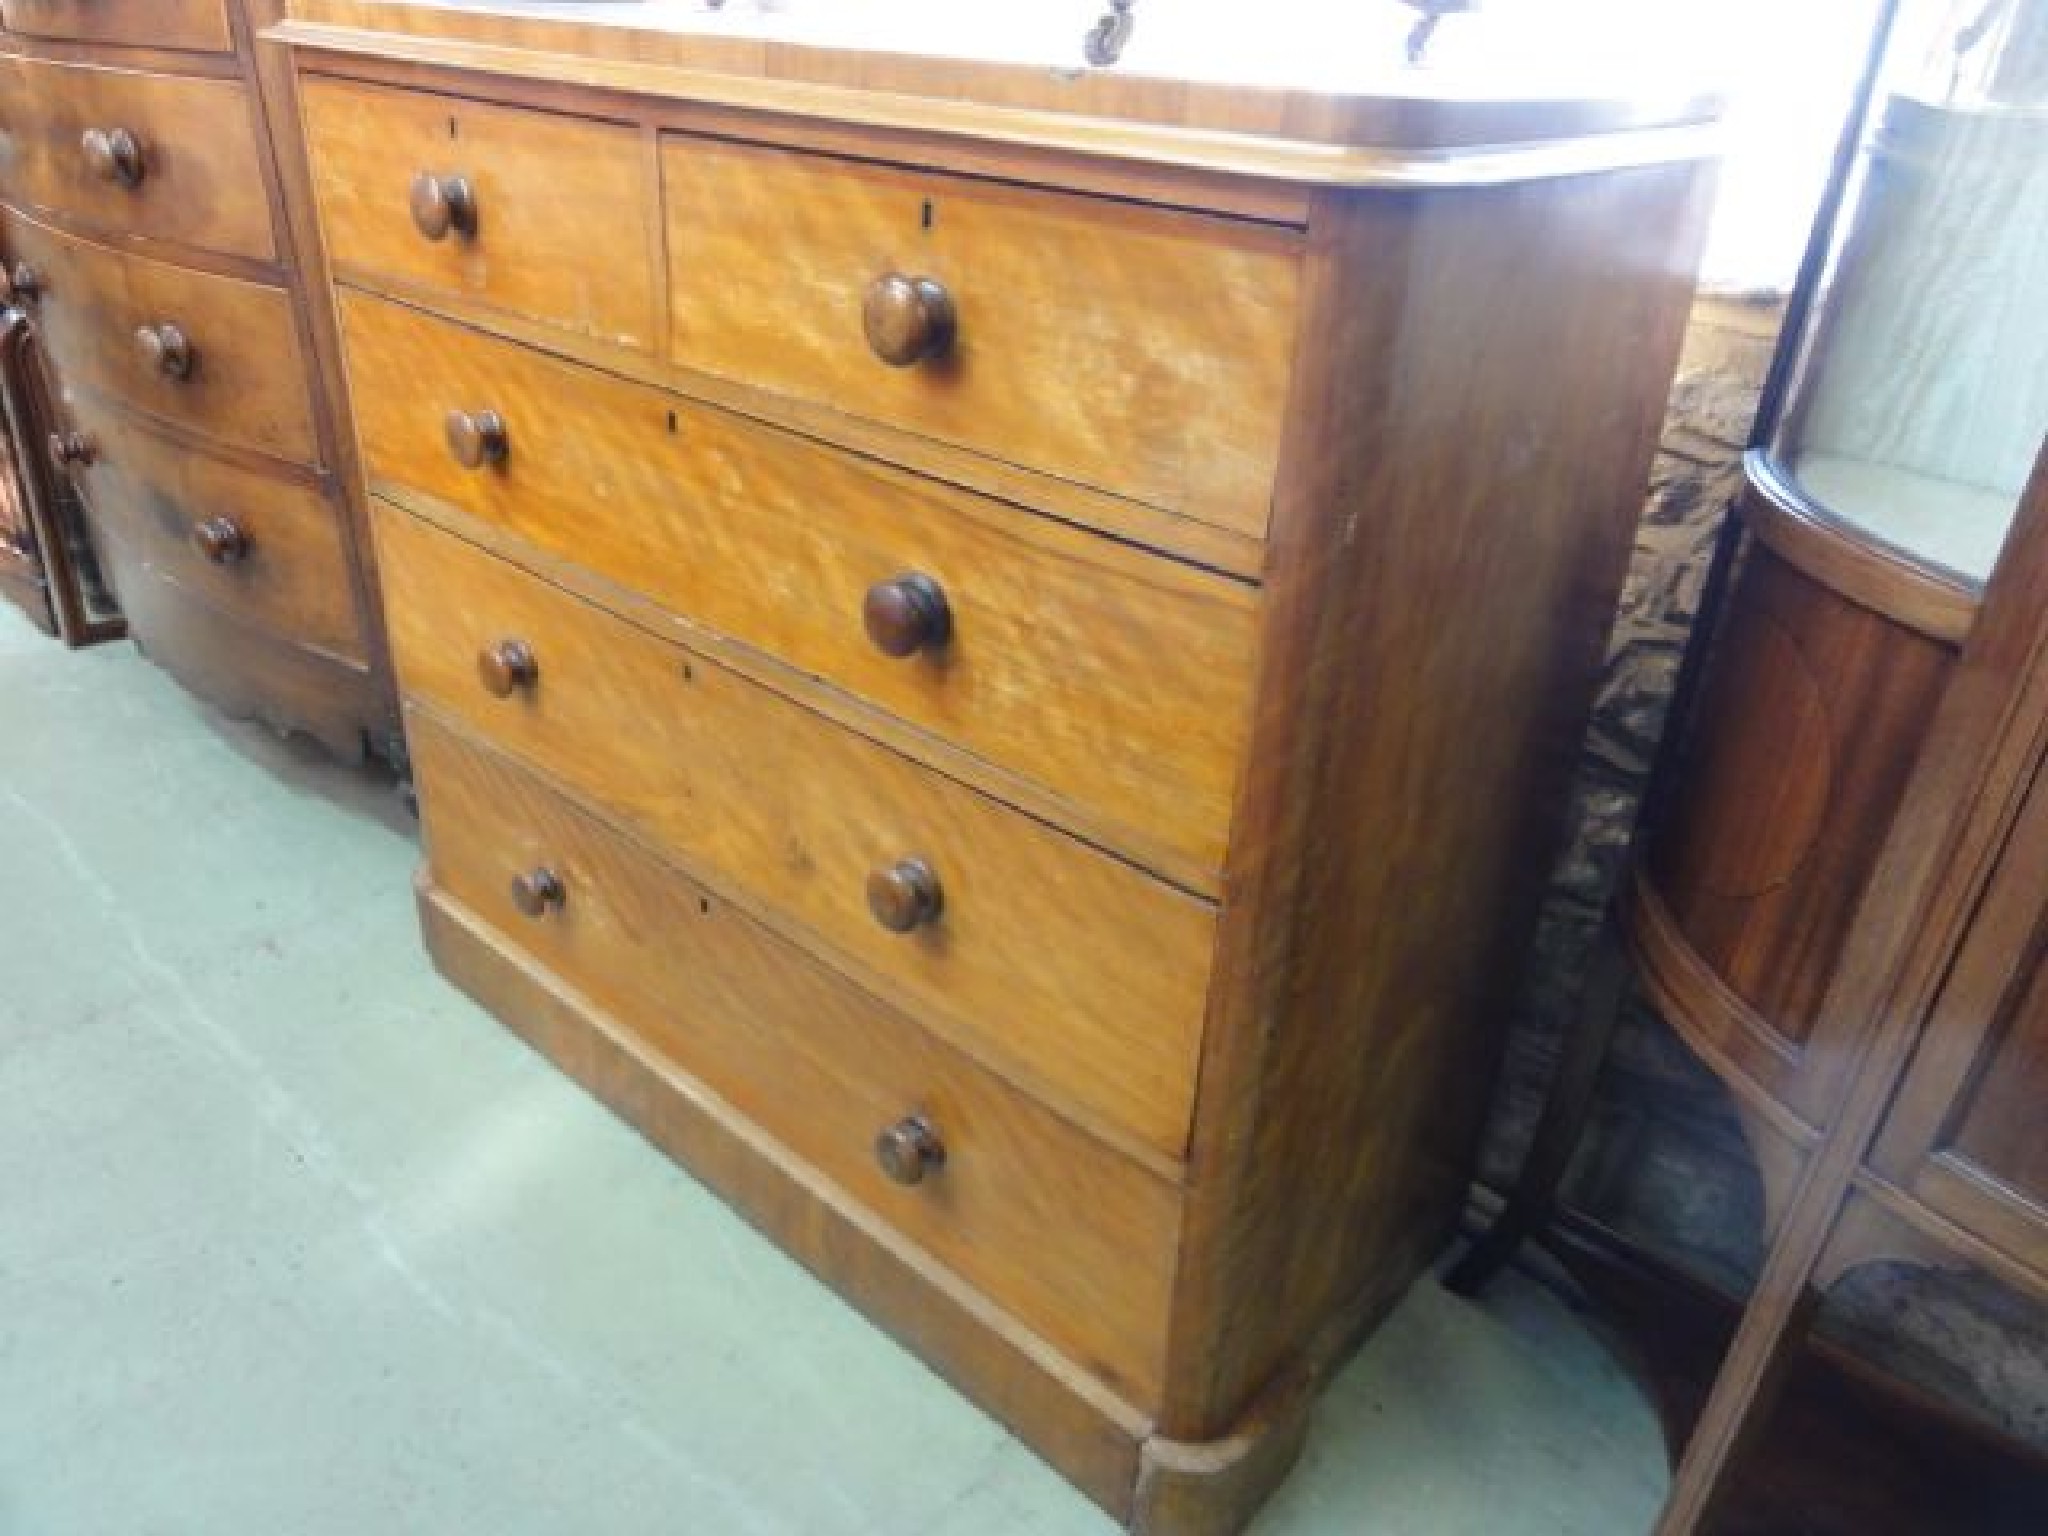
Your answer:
1771;0;2048;586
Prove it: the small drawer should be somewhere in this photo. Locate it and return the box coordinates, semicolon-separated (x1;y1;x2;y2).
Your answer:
341;291;1255;880
0;0;233;54
375;503;1216;1161
0;53;272;261
63;400;363;663
662;135;1302;539
301;76;656;350
411;710;1180;1403
2;209;317;464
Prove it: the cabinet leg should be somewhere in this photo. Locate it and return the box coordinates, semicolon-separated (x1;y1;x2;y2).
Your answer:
1655;1275;1820;1534
1446;909;1634;1296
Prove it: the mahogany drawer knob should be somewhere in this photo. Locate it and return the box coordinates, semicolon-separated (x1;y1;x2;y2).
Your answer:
477;637;539;698
135;322;195;381
191;516;249;565
866;857;942;934
863;273;955;367
445;408;509;470
1;262;39;306
863;573;951;658
81;126;145;187
875;1115;945;1186
410;171;478;242
509;866;566;918
47;430;93;468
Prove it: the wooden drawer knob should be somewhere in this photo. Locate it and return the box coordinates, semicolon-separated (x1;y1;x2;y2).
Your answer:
81;127;145;187
875;1116;945;1186
1;262;39;306
863;274;955;368
863;573;951;658
135;323;195;381
47;430;93;468
410;171;478;242
477;637;538;698
866;857;942;933
509;866;566;918
191;516;249;565
445;408;509;470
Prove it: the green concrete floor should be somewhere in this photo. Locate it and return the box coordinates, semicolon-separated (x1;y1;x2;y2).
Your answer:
0;604;1669;1535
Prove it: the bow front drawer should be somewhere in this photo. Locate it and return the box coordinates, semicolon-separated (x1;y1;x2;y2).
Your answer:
0;54;271;260
661;135;1302;539
340;290;1255;882
0;0;233;53
375;503;1216;1161
300;76;656;351
63;401;362;663
410;711;1181;1403
0;209;316;464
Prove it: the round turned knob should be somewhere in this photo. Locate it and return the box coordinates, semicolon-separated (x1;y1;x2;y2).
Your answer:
445;408;509;470
862;572;952;658
47;430;93;468
135;322;195;381
476;637;538;698
509;866;566;918
410;171;478;242
866;857;942;934
81;126;145;187
874;1116;945;1186
191;516;248;565
863;273;955;368
0;262;39;306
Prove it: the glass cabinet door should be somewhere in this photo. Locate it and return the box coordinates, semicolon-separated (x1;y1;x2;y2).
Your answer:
1767;0;2048;588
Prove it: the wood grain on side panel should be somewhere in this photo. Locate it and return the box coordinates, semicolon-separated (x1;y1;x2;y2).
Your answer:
1164;164;1716;1438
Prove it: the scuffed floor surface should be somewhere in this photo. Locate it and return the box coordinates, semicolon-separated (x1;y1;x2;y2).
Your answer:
0;606;1669;1535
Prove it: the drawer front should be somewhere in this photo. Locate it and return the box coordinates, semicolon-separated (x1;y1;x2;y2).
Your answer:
376;504;1215;1159
0;54;272;261
67;401;363;662
4;210;317;464
342;291;1254;879
662;136;1301;539
0;0;233;54
301;77;656;351
412;711;1180;1402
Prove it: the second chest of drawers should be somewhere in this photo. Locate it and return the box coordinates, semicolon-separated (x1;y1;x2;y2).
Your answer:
0;2;392;757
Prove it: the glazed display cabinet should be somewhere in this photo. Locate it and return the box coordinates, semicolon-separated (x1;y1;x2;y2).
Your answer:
0;288;119;642
1463;1;2048;1529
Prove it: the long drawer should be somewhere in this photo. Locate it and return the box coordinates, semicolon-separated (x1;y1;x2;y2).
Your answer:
375;503;1215;1160
342;290;1255;880
662;134;1301;539
300;76;656;351
0;0;233;54
2;208;316;464
0;53;273;261
411;709;1180;1402
65;399;362;662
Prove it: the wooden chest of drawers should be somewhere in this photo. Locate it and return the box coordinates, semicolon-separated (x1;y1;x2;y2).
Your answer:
0;0;391;757
277;6;1720;1529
